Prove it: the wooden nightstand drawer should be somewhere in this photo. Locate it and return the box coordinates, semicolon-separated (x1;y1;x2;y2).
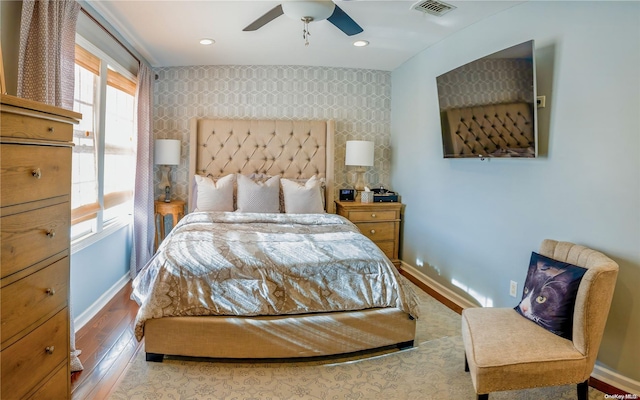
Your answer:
1;308;69;400
346;210;397;222
376;241;396;260
1;257;69;345
1;112;73;142
1;202;70;278
0;144;71;207
357;221;396;241
335;200;403;268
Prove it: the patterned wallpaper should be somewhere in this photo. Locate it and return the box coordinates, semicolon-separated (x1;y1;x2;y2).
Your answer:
152;65;392;204
436;58;534;110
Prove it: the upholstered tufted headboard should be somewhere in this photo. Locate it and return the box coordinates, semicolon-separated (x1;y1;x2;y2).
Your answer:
442;102;535;158
188;118;335;213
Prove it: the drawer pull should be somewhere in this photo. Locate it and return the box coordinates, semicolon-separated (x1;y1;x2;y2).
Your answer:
48;126;55;133
370;229;376;234
45;346;55;355
46;229;56;238
32;168;42;179
371;213;376;218
46;288;56;296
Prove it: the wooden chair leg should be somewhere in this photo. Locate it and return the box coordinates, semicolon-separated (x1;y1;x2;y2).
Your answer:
577;379;588;400
464;352;469;372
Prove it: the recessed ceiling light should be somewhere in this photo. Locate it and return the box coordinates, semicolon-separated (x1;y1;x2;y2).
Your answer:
199;38;215;45
353;40;369;47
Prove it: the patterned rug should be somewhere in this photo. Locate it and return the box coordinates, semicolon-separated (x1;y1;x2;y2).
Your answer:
109;281;606;399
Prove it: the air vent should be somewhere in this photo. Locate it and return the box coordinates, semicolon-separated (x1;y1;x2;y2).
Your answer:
412;0;456;17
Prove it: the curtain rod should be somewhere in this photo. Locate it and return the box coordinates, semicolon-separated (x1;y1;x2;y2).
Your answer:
80;7;140;66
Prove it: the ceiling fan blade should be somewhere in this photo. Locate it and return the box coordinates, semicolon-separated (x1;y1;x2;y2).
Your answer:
327;4;363;36
243;4;284;31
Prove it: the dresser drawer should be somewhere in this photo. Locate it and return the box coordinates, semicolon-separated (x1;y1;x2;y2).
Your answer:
356;221;396;241
1;257;69;345
1;308;69;400
1;112;73;142
0;144;71;207
1;202;70;278
345;210;397;222
27;363;69;400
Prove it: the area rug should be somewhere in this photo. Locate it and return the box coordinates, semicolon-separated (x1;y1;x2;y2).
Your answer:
109;282;606;399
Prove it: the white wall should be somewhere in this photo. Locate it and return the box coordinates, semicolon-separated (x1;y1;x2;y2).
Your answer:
391;1;639;384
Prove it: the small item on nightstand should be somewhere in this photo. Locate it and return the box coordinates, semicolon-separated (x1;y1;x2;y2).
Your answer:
339;188;355;201
361;186;373;203
164;186;171;203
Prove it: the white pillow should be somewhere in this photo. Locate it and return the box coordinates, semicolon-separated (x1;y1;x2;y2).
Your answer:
281;175;325;214
193;174;235;212
236;174;281;213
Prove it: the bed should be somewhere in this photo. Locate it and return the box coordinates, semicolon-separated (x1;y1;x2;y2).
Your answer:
132;118;418;361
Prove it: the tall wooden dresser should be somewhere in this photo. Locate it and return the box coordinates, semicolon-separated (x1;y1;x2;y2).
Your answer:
1;94;81;399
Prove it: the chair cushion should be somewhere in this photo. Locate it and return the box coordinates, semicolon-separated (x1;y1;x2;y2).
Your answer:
461;307;587;393
515;252;587;339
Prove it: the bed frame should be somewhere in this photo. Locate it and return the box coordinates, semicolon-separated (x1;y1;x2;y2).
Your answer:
144;118;416;361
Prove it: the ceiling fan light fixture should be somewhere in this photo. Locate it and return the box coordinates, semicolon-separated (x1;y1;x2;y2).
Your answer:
282;1;335;21
199;38;215;45
353;40;369;47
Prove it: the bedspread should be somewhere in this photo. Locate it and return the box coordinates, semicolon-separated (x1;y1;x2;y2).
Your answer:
132;212;419;340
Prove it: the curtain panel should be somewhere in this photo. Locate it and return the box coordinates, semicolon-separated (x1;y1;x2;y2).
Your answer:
17;0;83;372
17;0;80;109
130;63;155;278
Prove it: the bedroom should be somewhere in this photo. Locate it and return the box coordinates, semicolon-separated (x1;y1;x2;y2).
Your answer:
1;0;638;398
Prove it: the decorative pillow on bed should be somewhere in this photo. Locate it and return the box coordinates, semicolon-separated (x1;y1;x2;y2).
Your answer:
281;175;325;214
514;252;587;340
193;174;235;212
236;174;281;213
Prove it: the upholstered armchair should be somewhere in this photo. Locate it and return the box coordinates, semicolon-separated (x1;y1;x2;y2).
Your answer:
461;239;619;400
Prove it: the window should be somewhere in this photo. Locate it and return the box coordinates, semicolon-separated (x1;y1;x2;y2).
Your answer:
71;39;137;241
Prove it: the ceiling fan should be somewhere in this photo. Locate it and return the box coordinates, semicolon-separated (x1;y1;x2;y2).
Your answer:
243;1;363;45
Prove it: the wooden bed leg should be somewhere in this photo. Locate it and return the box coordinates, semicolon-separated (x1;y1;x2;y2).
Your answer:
146;352;164;362
397;340;414;350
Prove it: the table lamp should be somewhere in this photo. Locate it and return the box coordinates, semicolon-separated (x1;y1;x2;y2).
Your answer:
155;139;181;202
345;140;374;193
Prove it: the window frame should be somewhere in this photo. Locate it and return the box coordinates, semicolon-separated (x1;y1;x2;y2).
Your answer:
71;34;137;251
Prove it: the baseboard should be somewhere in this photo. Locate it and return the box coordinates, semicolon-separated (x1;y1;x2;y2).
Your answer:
74;273;131;332
400;261;478;312
592;363;640;395
400;261;640;396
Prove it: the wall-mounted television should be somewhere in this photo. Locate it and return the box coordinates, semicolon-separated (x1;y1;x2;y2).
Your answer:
436;40;537;159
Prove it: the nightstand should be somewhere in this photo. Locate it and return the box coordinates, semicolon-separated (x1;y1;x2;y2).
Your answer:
335;200;403;269
154;200;185;249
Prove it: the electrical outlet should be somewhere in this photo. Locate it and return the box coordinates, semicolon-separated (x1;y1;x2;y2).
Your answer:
509;280;518;297
537;95;546;108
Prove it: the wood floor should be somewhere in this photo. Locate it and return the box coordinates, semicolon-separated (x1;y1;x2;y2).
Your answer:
70;274;625;399
71;282;142;400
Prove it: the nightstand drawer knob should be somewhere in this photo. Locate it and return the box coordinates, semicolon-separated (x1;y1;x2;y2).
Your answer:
32;168;42;179
45;346;55;355
46;288;56;296
371;213;376;218
48;126;55;133
370;229;376;234
46;229;56;238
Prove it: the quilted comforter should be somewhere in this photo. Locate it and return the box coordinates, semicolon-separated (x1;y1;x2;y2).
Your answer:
132;212;419;340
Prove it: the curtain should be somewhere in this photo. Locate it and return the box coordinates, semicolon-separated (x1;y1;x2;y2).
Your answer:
17;0;80;108
129;62;155;278
17;0;83;373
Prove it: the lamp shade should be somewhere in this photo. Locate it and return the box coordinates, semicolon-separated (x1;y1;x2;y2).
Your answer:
345;140;374;167
154;139;181;165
